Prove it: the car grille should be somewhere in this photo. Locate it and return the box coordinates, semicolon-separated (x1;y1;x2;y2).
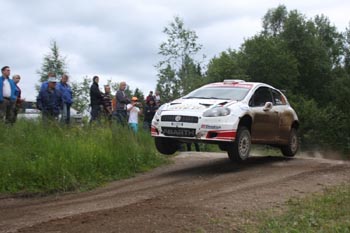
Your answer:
161;127;196;137
161;115;198;123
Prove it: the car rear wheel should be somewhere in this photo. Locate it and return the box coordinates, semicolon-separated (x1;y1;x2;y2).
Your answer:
227;126;251;162
280;128;298;157
155;137;178;155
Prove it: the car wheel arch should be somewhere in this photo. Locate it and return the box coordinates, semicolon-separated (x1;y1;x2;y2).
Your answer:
238;115;252;133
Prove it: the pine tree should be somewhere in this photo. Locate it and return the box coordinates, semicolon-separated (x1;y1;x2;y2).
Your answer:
37;40;67;83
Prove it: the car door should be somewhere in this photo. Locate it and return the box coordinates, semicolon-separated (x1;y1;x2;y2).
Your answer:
271;89;294;144
249;87;279;143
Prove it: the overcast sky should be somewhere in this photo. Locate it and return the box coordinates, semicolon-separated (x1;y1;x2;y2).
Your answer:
1;0;349;100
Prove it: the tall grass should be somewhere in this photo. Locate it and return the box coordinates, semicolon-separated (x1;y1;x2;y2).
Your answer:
0;120;167;194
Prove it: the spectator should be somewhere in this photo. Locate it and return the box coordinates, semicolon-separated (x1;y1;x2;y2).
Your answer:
102;85;113;124
12;74;24;122
90;76;103;123
154;90;161;106
146;91;153;104
37;77;62;123
113;81;130;125
143;97;158;131
39;72;56;91
56;74;73;125
0;66;16;124
127;96;142;133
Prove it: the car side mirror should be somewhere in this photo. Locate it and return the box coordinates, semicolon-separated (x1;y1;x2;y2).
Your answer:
263;102;273;111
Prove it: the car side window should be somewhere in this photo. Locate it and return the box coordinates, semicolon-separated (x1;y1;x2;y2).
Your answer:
249;87;273;107
271;89;286;105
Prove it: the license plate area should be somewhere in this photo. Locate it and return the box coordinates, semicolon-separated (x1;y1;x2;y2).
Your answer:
162;127;196;137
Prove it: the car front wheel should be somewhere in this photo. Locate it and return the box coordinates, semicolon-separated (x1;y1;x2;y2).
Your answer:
280;128;299;157
155;137;178;155
227;126;251;162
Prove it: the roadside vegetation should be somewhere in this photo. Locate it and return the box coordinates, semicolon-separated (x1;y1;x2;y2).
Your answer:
243;184;350;232
0;120;167;194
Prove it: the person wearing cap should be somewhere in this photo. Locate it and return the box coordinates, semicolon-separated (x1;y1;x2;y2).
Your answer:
90;75;104;123
113;81;130;125
127;96;142;133
56;74;73;125
37;77;62;123
12;74;25;123
39;72;57;91
0;66;17;124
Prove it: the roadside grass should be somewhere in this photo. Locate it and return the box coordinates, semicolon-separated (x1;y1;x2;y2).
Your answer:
0;120;167;194
242;184;350;233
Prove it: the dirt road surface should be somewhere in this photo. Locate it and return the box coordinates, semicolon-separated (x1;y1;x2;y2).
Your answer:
1;152;349;233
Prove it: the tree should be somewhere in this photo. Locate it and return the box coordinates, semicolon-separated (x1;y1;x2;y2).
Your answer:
177;55;204;94
156;64;179;103
71;76;91;114
262;4;288;36
240;35;299;91
37;40;67;84
344;23;350;74
156;16;204;99
206;49;246;83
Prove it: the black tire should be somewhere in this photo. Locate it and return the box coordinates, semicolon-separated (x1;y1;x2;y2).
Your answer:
280;128;299;157
155;137;178;155
227;127;251;162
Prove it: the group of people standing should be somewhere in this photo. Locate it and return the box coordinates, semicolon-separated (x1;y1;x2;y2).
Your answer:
1;66;160;134
37;73;73;124
0;66;24;124
89;76;161;133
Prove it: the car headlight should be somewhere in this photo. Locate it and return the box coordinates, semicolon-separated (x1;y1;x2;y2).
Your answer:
203;107;231;117
156;104;166;116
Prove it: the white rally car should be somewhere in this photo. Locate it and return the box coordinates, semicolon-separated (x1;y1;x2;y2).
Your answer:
151;80;299;162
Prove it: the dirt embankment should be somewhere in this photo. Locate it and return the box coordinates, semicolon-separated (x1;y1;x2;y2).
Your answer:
1;152;349;233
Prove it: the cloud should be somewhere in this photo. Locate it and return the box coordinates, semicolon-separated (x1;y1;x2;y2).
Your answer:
1;0;349;101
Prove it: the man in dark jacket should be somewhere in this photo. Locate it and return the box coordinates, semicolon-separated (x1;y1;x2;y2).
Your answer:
90;76;103;123
113;81;130;125
37;77;62;123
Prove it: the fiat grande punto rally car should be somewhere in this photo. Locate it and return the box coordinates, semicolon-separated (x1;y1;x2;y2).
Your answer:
151;80;299;162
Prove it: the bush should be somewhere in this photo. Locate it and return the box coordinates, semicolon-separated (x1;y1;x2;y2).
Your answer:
289;95;350;155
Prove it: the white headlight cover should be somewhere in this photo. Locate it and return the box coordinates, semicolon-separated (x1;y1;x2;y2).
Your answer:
203;107;231;117
156;104;166;115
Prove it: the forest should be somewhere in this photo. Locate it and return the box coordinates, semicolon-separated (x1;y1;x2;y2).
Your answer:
155;5;350;155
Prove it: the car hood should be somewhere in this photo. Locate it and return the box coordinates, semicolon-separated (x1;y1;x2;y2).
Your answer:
164;98;236;112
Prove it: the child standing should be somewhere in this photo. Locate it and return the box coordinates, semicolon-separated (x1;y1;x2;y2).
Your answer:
127;96;142;133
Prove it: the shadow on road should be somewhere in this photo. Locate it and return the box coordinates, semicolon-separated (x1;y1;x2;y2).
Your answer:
162;155;294;177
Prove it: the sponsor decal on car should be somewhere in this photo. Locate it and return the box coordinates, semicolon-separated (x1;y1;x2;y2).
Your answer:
201;124;222;129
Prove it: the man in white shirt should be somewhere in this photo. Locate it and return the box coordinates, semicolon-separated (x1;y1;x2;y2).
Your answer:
127;96;142;133
0;66;17;123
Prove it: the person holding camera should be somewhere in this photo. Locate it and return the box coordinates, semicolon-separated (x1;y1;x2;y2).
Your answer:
127;96;142;133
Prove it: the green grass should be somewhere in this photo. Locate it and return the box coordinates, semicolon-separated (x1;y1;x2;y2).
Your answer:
0;120;167;194
243;185;350;233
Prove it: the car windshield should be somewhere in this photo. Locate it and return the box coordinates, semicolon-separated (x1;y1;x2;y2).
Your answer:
183;87;250;101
